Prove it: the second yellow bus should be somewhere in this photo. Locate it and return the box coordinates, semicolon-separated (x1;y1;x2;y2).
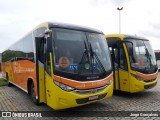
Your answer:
106;34;158;93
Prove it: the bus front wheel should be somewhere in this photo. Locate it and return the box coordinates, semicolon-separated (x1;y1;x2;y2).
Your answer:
30;82;39;105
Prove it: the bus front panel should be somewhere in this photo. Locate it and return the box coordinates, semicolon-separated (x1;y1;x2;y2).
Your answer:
45;73;113;110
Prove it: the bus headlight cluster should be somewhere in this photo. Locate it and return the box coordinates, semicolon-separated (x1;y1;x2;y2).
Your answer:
54;81;75;92
131;73;145;81
107;78;113;85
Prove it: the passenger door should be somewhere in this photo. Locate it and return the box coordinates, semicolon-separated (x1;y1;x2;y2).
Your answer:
44;37;53;106
110;47;119;90
35;37;46;103
35;36;53;105
118;43;130;92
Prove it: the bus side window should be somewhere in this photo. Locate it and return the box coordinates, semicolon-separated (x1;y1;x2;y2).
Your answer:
119;44;128;70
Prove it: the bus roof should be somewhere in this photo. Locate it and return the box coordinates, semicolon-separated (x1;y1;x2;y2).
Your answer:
154;50;160;53
47;22;103;34
2;22;103;52
35;22;103;34
106;34;148;41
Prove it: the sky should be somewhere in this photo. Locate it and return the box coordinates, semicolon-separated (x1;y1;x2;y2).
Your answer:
0;0;160;52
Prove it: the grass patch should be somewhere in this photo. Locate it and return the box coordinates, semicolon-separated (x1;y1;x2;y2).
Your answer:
0;78;8;86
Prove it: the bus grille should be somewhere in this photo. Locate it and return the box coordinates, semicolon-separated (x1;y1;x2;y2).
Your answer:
144;82;157;89
144;78;157;83
76;93;107;104
74;85;108;94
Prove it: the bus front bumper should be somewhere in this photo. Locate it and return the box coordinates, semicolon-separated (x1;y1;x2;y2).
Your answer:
131;78;158;93
50;82;113;110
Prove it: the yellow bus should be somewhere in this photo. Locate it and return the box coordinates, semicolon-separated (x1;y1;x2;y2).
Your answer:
106;34;158;93
1;22;113;110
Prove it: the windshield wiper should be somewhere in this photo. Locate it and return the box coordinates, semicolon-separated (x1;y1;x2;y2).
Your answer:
89;42;106;73
144;47;152;72
78;41;90;74
78;41;106;75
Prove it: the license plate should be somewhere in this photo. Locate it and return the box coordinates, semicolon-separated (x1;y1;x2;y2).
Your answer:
89;95;98;101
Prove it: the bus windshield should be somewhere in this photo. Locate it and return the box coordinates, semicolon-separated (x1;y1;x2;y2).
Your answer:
52;28;111;80
126;39;157;73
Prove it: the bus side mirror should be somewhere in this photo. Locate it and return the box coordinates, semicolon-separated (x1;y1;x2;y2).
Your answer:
44;29;52;52
45;29;52;38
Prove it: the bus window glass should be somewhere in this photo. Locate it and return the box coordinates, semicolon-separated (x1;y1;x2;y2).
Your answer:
126;39;157;73
53;28;86;74
86;33;111;72
144;41;157;65
52;28;112;80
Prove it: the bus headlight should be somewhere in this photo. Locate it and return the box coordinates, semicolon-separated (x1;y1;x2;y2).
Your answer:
54;81;75;92
131;73;145;81
107;78;113;85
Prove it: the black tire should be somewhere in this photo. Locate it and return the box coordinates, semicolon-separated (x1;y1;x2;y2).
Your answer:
30;82;39;105
6;73;12;87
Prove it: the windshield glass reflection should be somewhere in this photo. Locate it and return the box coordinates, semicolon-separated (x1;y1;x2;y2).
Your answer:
52;28;112;77
126;39;157;73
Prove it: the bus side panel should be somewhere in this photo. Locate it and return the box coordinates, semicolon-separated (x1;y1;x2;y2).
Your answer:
12;60;37;91
1;59;37;95
1;32;38;96
2;62;14;82
119;69;130;92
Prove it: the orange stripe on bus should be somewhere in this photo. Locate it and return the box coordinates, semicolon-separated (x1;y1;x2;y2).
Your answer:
53;73;113;90
53;75;61;82
136;71;159;80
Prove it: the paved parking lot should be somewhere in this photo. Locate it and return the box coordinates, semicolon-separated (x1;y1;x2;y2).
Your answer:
0;74;160;119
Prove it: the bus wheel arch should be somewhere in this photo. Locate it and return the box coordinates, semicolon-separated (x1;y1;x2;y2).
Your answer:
27;78;39;105
27;78;33;95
